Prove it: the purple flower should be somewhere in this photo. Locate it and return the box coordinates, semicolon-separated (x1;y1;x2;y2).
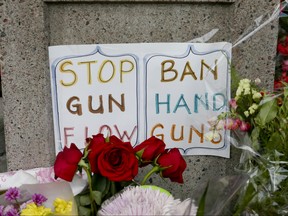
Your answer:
0;205;4;216
5;187;21;202
2;206;19;216
32;193;47;206
5;208;19;216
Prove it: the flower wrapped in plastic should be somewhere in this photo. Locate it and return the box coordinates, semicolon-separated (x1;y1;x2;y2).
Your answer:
207;78;288;215
0;181;78;216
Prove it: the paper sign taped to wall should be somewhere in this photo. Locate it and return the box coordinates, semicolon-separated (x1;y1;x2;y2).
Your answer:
49;42;231;158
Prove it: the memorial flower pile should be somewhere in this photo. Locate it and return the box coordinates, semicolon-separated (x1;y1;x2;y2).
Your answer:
275;0;288;90
54;134;187;215
0;187;73;216
207;78;288;215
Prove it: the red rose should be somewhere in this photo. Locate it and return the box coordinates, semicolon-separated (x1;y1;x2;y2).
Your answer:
157;148;186;183
278;36;288;55
278;43;288;55
97;136;138;182
54;143;83;182
87;134;107;174
134;136;165;167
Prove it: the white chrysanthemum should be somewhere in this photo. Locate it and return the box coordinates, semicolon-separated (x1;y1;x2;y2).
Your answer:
98;186;197;216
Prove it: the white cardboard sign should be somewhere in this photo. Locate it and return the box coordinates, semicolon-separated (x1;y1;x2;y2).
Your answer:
49;43;231;158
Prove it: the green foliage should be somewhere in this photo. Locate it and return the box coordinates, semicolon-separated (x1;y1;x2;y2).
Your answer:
255;99;278;126
234;89;288;215
91;191;102;205
196;182;209;216
215;75;288;215
78;206;91;216
79;194;92;206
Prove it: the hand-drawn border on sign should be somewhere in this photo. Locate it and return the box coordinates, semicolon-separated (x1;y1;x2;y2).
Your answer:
143;44;231;154
50;46;140;152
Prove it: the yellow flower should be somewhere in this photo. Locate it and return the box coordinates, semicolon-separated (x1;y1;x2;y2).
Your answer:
53;198;73;215
21;203;52;216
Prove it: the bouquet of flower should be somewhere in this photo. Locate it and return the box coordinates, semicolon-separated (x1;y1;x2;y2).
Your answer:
0;182;76;216
54;134;187;215
275;0;288;90
207;78;288;215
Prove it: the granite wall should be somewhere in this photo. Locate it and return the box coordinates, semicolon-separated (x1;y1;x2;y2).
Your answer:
0;0;279;199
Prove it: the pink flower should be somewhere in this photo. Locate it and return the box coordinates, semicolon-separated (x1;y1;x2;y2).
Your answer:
239;121;251;132
282;60;288;71
224;118;241;130
231;118;241;130
224;118;234;130
229;99;237;109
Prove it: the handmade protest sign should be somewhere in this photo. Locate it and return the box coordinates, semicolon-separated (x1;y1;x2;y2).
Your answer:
49;43;231;158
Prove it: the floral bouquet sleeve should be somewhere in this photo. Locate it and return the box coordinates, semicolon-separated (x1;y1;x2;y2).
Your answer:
206;78;288;215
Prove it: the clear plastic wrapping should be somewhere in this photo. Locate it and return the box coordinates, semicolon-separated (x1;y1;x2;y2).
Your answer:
192;1;288;215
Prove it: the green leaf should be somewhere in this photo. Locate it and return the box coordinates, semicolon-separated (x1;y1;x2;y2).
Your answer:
92;174;107;192
102;180;111;197
79;194;91;206
233;183;257;216
255;99;278;126
135;148;145;159
267;132;283;151
110;181;117;196
196;182;209;216
250;127;260;151
284;86;288;97
78;206;91;216
92;190;102;205
283;97;288;113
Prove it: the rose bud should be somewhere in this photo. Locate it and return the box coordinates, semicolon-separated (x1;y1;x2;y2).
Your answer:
134;136;166;167
87;133;107;174
54;143;83;182
157;148;187;183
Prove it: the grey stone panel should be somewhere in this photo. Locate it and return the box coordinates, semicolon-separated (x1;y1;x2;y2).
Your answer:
231;0;279;90
2;1;55;170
